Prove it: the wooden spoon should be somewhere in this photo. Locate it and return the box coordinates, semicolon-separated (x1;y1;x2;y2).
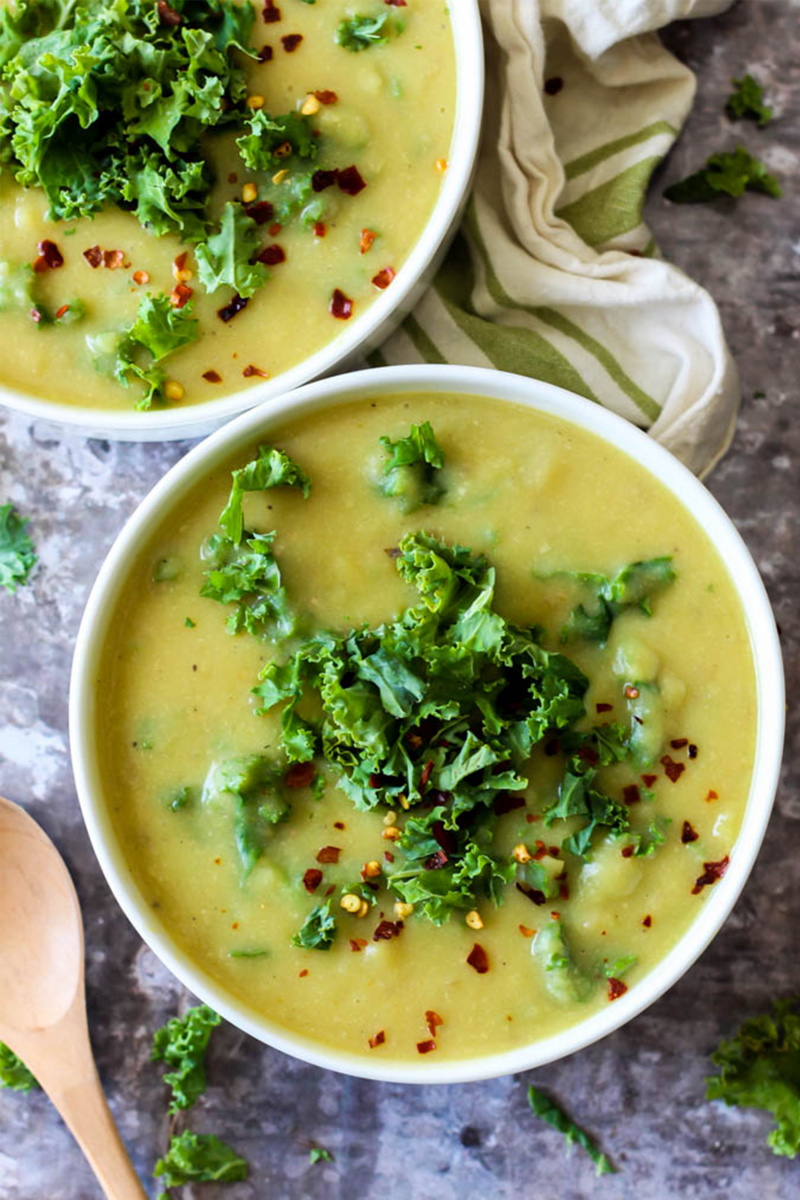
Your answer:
0;796;147;1199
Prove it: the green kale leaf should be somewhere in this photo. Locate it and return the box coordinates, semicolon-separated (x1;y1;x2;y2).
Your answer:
151;1004;221;1114
309;1147;333;1164
292;899;337;950
378;421;446;513
561;557;675;645
726;75;773;127
202;754;290;877
0;1042;39;1092
154;1130;247;1190
194;202;267;298
664;145;781;204
219;443;312;545
527;1085;616;1175
336;14;390;51
706;996;800;1158
236;109;317;173
95;292;198;410
0;503;37;593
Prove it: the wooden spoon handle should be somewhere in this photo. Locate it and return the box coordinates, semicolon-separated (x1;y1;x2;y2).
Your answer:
47;1063;148;1200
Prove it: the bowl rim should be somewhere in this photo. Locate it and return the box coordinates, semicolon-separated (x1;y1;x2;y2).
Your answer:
69;364;785;1084
0;2;484;440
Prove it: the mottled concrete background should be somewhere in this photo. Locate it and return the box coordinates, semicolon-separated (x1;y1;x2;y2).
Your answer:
1;2;798;1198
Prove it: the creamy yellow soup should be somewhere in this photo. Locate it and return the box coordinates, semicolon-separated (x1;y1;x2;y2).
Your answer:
96;393;756;1065
0;1;454;411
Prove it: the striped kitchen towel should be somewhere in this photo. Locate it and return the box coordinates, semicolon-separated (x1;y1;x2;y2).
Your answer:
374;0;738;477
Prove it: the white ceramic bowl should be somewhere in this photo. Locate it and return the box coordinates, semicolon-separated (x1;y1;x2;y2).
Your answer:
70;366;785;1083
0;7;483;442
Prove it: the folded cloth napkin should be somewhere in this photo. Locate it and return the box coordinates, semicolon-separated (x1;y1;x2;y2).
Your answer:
374;0;737;477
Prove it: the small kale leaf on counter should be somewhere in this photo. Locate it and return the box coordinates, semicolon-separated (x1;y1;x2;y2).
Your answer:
0;503;37;593
664;145;781;204
527;1085;616;1175
726;75;773;127
154;1130;247;1194
151;1004;221;1113
0;1042;39;1091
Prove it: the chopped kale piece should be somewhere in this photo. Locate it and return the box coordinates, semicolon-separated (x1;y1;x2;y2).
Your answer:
151;1004;221;1113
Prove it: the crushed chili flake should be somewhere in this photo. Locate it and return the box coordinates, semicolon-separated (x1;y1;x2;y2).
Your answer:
466;943;489;974
257;243;286;265
157;0;182;27
493;793;525;816
596;702;613;713
688;744;698;759
621;845;635;858
132;269;150;285
333;820;345;831
245;200;275;225
661;755;685;783
103;249;126;269
337;165;367;196
373;919;404;941
518;924;536;938
425;1010;443;1037
642;914;652;928
268;222;282;236
607;978;628;1001
369;1030;386;1048
315;89;338;105
298;968;308;978
681;821;699;844
324;885;335;897
258;44;274;62
692;856;729;894
360;228;377;254
385;0;407;7
424;849;448;871
330;288;353;319
417;1039;436;1054
516;882;546;906
532;841;547;861
420;760;434;789
578;745;599;766
262;1;281;23
218;294;249;322
173;251;188;273
641;774;658;788
624;685;640;699
284;763;316;792
54;304;69;320
670;738;689;749
170;283;193;308
372;266;396;290
302;868;323;894
383;850;394;863
202;369;222;383
312;169;338;193
559;881;570;900
309;221;324;238
33;240;64;271
623;784;641;806
544;75;564;95
243;364;270;378
351;938;368;952
705;789;719;802
526;813;539;823
83;245;103;268
316;845;341;864
281;32;302;51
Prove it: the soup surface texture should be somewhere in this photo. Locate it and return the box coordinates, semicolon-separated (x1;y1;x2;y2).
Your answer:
0;0;454;411
96;393;756;1065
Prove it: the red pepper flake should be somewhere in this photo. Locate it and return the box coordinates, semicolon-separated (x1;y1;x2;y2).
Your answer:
245;200;275;225
256;243;286;266
316;845;341;864
170;283;193;309
360;228;377;254
661;755;685;783
337;165;367;196
351;938;368;952
373;919;403;941
493;793;525;816
623;784;641;806
607;978;628;1001
526;813;539;824
299;968;308;978
173;251;188;273
243;364;270;378
83;245;103;268
688;744;698;759
383;850;394;863
681;820;699;844
369;1030;386;1048
202;369;222;383
218;294;249;322
262;1;281;23
423;849;449;871
54;304;69;320
544;76;564;96
324;885;335;897
315;89;338;105
312;168;338;193
33;240;64;272
624;685;640;699
705;789;719;802
550;911;560;920
532;841;547;862
302;868;323;894
670;738;689;749
621;845;635;858
157;0;182;27
372;266;396;290
518;924;536;938
132;269;150;285
578;745;599;766
641;774;658;788
425;1010;443;1037
692;856;729;894
268;221;283;236
313;221;326;237
417;1039;436;1054
258;44;274;62
281;32;302;51
642;914;652;928
516;882;546;906
333;820;345;831
330;288;353;319
420;760;434;790
559;881;570;900
103;249;126;269
467;943;489;974
596;702;613;713
385;0;407;6
285;760;315;788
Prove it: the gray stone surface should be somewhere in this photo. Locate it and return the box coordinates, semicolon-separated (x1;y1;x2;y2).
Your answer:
1;2;798;1197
